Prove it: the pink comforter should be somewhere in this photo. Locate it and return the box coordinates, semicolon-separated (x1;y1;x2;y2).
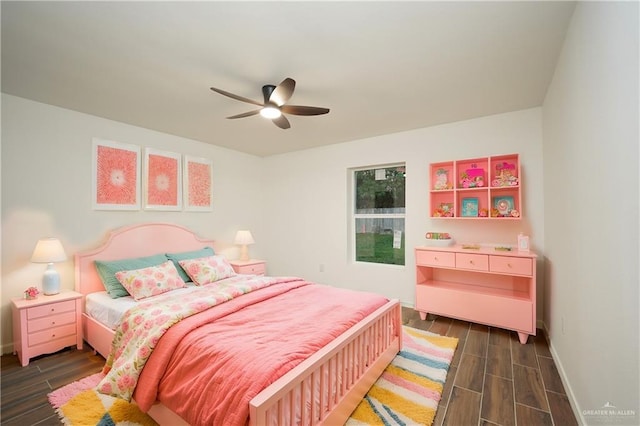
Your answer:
133;278;388;426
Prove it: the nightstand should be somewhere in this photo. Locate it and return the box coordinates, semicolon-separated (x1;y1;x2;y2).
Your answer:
229;259;266;276
11;291;83;366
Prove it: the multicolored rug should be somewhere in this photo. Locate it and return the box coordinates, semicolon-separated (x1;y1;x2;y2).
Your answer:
346;326;458;426
48;326;457;426
48;373;157;426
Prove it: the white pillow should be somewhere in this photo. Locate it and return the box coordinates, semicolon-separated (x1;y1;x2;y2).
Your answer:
115;260;186;300
178;255;236;285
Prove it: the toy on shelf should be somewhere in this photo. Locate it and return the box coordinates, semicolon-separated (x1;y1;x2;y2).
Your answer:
460;164;485;188
433;203;454;217
461;244;481;250
425;232;454;247
492;161;519;187
434;168;453;190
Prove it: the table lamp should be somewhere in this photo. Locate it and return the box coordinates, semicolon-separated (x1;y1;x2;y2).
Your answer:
234;230;255;262
31;238;67;295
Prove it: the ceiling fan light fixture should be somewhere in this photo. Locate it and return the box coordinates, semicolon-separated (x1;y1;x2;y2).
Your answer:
260;105;281;119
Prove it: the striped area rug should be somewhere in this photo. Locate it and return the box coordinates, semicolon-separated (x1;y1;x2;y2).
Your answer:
346;326;458;426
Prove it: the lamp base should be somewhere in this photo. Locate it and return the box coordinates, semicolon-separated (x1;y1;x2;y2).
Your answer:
42;263;60;295
239;245;250;262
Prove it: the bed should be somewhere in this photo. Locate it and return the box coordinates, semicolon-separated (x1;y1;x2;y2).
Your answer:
75;222;402;425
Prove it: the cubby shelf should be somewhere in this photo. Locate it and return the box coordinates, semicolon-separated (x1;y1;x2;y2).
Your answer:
430;153;521;219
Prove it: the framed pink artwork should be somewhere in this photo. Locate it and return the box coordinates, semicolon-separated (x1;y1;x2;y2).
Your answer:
143;148;182;211
183;155;213;211
92;138;141;210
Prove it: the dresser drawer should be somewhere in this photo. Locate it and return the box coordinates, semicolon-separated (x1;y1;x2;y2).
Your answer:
416;250;455;268
28;323;76;347
490;256;533;276
28;311;76;333
27;300;75;320
456;253;489;271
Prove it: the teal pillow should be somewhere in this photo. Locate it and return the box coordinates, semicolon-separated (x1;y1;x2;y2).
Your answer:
95;253;169;298
166;247;215;282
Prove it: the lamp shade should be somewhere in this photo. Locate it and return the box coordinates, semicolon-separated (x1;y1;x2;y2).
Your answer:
234;230;255;245
30;238;67;263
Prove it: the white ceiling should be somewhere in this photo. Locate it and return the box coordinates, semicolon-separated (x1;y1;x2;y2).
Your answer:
1;1;576;157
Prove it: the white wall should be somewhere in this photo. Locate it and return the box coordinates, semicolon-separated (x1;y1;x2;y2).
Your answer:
542;2;639;424
1;94;265;353
262;108;544;309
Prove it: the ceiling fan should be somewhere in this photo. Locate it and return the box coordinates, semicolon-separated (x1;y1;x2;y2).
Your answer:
210;78;330;129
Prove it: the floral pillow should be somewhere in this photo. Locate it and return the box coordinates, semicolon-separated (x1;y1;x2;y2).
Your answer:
178;255;236;285
115;260;187;301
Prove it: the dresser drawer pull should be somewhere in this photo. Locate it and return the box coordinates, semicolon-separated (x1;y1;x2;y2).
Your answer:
434;257;438;261
469;260;474;264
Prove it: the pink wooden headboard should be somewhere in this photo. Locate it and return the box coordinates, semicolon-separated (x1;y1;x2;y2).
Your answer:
75;223;217;297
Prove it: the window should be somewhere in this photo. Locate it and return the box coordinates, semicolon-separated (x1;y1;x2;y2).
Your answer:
351;164;406;265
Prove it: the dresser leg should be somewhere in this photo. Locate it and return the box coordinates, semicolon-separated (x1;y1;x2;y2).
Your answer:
517;332;529;344
419;311;427;320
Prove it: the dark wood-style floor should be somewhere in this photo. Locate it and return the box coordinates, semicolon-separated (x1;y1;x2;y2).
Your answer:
0;307;578;425
403;307;578;426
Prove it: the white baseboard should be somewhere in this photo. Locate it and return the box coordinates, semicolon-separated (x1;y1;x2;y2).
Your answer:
1;342;15;356
543;322;585;425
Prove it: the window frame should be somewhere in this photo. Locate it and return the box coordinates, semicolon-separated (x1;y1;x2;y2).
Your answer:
349;163;406;266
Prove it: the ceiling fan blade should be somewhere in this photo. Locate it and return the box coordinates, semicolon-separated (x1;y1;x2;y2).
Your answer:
210;87;263;107
281;105;330;116
227;110;261;119
269;78;296;106
272;115;291;129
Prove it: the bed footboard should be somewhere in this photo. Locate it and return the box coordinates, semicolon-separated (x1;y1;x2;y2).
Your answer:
249;299;402;426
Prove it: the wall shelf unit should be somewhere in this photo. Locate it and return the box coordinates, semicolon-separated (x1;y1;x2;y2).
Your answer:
430;153;521;219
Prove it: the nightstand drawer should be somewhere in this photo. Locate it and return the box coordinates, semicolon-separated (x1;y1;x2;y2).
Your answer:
28;311;76;333
27;300;75;320
236;263;266;275
28;323;76;347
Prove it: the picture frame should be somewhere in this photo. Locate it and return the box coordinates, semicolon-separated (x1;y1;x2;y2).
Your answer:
518;233;530;252
92;138;140;210
493;196;515;216
461;198;479;217
143;148;182;211
183;155;213;211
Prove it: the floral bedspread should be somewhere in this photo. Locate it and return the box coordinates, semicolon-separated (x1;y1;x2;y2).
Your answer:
97;275;287;400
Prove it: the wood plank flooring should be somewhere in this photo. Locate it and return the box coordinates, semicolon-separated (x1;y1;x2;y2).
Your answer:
0;307;578;425
403;307;578;426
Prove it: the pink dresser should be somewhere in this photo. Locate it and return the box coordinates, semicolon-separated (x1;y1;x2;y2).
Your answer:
415;245;536;344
